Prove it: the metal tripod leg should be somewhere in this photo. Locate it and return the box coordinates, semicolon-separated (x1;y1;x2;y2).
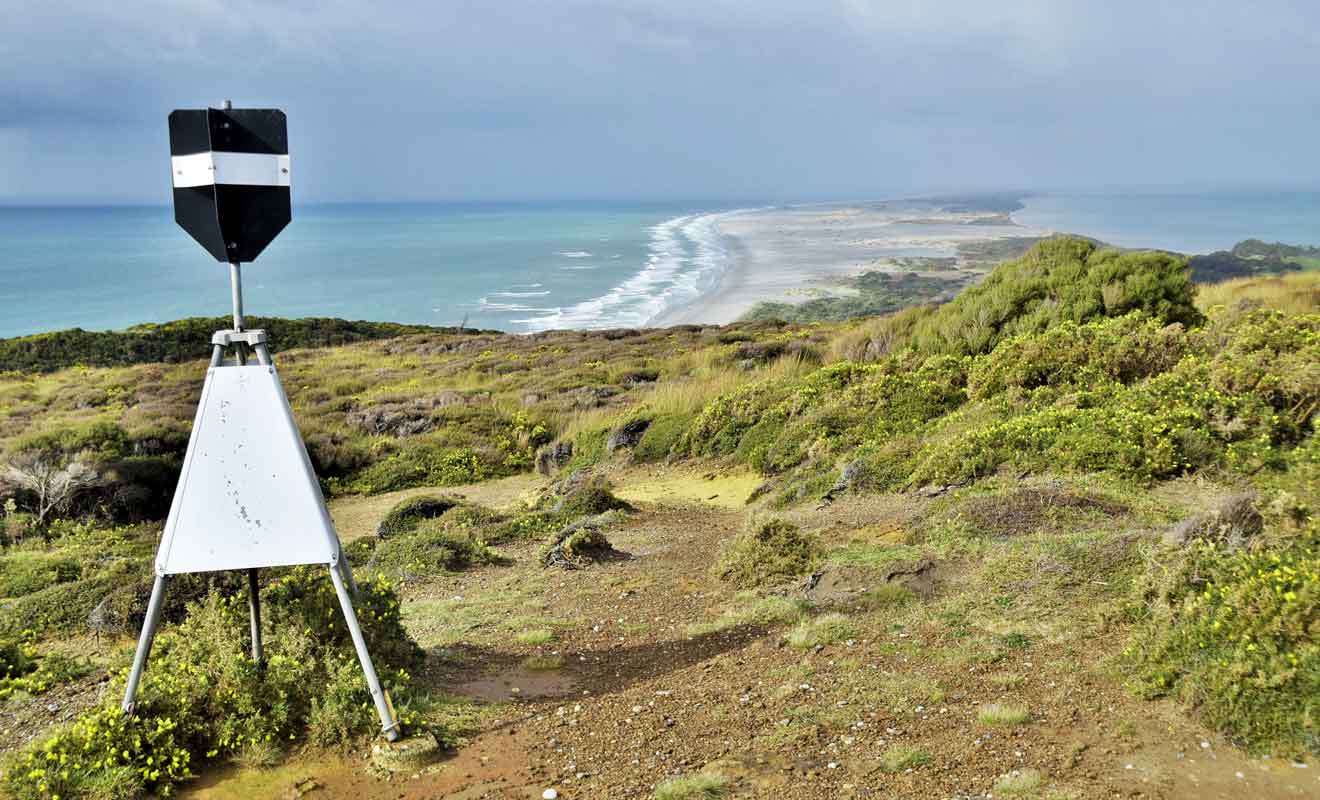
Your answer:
247;568;264;666
328;561;400;740
122;574;168;716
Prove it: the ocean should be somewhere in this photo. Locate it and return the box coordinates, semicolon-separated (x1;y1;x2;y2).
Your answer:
1014;190;1320;254
2;191;1318;340
0;203;737;340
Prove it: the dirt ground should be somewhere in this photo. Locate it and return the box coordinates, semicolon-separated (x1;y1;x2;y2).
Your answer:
183;470;1319;800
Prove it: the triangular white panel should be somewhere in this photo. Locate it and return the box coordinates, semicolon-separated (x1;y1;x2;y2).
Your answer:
156;365;339;574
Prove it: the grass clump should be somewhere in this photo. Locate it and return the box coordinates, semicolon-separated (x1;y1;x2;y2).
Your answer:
376;494;461;538
1123;530;1320;756
552;474;634;518
977;702;1031;725
654;772;730;800
369;519;496;579
685;592;807;637
994;769;1044;796
712;518;822;588
878;744;931;772
539;513;620;568
515;628;554;646
785;612;858;649
858;583;917;611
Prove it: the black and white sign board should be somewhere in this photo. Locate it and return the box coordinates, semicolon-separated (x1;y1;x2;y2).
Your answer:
122;104;400;741
168;107;291;263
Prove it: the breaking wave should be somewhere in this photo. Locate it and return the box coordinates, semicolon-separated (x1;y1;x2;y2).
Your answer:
516;210;748;332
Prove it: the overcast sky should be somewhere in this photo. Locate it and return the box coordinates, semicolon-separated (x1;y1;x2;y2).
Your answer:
3;1;1319;204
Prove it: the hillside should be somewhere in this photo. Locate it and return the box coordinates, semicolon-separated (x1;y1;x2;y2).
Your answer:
0;237;1316;799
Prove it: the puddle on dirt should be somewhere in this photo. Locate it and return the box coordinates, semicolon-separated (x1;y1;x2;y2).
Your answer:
456;664;577;702
183;727;545;800
1122;747;1319;799
615;467;762;510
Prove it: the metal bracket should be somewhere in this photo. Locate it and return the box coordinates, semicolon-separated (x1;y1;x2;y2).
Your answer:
212;329;268;347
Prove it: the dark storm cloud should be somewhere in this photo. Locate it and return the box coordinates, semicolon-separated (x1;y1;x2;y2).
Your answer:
3;0;1319;203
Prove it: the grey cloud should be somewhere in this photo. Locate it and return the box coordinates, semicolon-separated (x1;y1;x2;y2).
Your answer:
3;1;1319;203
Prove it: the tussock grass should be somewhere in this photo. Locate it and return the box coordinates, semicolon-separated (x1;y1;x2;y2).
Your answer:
994;768;1044;796
785;612;857;649
515;628;554;645
1196;271;1320;314
977;702;1031;725
685;592;807;638
878;745;931;772
653;772;730;800
712;518;822;588
857;583;917;611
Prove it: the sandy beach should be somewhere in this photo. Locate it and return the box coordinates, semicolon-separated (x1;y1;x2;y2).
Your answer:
651;200;1050;326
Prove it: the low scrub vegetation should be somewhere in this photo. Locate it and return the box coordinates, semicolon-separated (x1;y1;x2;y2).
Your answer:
0;317;465;373
1123;526;1320;756
2;569;440;800
0;233;1316;779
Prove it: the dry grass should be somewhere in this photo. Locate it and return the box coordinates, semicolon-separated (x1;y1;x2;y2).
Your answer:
653;772;730;800
994;768;1044;796
1196;271;1320;314
978;702;1031;725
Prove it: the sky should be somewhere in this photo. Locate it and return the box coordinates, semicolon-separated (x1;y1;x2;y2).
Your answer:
3;0;1320;205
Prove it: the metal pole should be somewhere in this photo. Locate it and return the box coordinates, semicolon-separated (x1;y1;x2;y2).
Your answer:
337;550;360;595
122;574;168;715
247;568;264;667
229;262;244;332
328;562;400;740
229;261;250;365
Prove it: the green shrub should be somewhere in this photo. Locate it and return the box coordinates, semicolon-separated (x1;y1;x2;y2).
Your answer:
349;446;488;495
370;521;496;579
565;428;609;472
376;495;461;539
0;317;463;373
3;569;425;800
0;642;91;701
631;413;691;463
555;476;633;518
907;237;1201;356
1123;531;1320;756
0;565;136;639
712;519;822;588
967;314;1193;399
0;552;81;598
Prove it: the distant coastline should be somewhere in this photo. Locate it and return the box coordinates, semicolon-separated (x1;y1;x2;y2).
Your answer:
3;191;1318;339
649;197;1047;326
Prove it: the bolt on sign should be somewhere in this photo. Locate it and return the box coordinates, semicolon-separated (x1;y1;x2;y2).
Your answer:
122;103;401;741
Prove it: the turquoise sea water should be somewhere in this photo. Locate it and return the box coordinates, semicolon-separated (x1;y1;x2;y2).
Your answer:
2;191;1317;339
0;203;730;339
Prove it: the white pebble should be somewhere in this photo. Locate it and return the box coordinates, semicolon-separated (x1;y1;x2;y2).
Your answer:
543;790;559;800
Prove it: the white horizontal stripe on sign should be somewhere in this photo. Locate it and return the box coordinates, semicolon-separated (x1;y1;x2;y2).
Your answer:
171;152;291;188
